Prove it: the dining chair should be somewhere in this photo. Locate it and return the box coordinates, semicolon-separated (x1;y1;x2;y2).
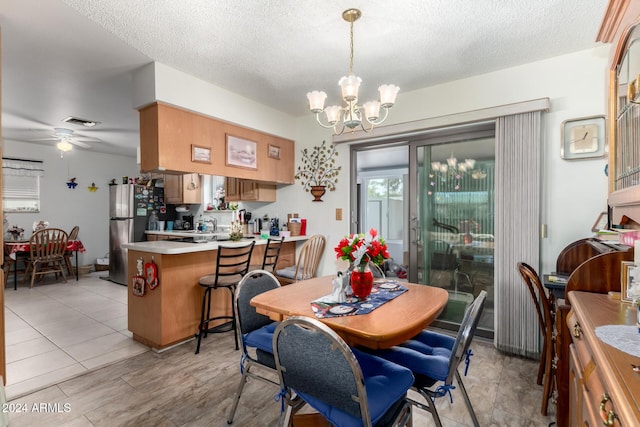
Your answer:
195;241;255;354
248;236;284;274
3;244;28;290
370;290;487;427
227;269;281;424
517;262;555;416
64;225;80;276
274;234;326;285
273;316;414;427
22;228;69;288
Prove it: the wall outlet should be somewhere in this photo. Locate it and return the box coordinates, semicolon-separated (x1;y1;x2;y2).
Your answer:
336;208;342;221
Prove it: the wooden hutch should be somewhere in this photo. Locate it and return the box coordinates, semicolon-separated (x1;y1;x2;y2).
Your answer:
555;2;640;426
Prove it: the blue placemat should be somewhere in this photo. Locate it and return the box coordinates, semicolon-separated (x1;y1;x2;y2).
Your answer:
311;280;408;318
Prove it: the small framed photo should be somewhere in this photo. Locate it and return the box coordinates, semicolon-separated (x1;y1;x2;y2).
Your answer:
226;134;257;169
621;261;640;302
191;145;211;164
268;144;281;160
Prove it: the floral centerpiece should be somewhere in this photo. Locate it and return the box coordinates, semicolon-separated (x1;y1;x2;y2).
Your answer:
334;228;390;298
7;225;24;241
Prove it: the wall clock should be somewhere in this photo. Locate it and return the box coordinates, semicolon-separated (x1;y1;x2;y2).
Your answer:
560;115;606;160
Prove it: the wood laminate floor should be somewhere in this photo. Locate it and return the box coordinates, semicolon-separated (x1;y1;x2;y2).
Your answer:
4;274;556;426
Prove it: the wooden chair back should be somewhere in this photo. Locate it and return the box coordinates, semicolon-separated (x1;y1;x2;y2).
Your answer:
277;234;326;285
30;228;69;262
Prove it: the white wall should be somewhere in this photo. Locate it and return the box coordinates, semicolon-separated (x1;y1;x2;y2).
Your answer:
4;140;138;268
268;46;611;277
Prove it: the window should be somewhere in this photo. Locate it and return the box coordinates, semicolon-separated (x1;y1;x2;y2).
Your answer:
2;157;44;213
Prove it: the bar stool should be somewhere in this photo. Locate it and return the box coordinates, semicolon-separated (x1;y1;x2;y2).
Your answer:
195;241;255;354
248;236;284;273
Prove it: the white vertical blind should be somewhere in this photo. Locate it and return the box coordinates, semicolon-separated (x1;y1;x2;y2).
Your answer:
494;112;542;357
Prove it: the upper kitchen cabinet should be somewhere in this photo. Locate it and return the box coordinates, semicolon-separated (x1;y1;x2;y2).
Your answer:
225;178;276;202
164;173;202;204
139;102;295;184
598;1;640;222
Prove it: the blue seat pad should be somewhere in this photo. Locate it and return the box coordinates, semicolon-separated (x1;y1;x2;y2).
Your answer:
243;322;277;353
296;348;413;427
373;330;455;381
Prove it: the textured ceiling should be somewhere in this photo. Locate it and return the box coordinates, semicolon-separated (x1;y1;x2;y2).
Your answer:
1;0;609;155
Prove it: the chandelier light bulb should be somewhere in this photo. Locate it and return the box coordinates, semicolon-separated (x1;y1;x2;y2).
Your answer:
307;91;327;113
363;101;381;121
324;105;342;125
339;74;361;102
379;85;400;108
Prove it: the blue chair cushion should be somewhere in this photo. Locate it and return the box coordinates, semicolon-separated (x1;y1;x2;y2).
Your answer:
373;330;455;381
296;348;413;427
243;322;277;353
275;265;303;280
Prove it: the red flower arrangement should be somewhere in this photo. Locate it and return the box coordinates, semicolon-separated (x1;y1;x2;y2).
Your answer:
334;228;390;272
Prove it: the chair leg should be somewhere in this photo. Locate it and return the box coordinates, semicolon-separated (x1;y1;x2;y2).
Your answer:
540;339;553;415
227;361;251;424
227;285;239;351
195;287;211;355
537;336;547;386
455;370;480;427
407;392;442;427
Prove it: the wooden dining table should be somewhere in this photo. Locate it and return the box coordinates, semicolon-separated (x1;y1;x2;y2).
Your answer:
250;276;449;349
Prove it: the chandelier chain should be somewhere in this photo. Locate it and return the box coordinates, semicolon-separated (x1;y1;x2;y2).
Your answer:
349;19;354;75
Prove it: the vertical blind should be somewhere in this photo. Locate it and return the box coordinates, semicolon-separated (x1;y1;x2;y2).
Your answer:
494;112;542;357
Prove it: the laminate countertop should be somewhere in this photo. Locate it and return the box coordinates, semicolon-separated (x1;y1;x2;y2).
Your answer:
122;235;308;255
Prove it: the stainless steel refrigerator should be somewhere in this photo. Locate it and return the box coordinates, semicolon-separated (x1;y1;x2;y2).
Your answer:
108;184;164;285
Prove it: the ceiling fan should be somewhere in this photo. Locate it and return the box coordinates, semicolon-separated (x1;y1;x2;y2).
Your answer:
30;127;95;150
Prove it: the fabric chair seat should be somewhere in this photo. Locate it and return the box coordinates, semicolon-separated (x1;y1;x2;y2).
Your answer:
296;348;414;427
199;272;243;287
243;322;277;353
274;265;302;280
374;330;454;381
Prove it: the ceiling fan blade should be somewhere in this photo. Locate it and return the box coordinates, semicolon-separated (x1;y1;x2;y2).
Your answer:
30;137;59;142
69;140;91;149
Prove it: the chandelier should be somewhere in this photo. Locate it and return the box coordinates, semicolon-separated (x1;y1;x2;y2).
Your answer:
429;154;484;192
306;8;399;135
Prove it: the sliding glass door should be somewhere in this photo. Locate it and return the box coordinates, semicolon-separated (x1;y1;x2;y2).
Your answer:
412;136;495;336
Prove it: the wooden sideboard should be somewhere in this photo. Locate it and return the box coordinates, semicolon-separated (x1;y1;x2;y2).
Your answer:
554;238;634;427
567;292;640;426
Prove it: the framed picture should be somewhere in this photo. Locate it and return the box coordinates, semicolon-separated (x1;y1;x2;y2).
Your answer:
226;134;257;169
621;261;639;302
191;145;211;164
591;211;608;232
268;144;281;160
560;115;607;160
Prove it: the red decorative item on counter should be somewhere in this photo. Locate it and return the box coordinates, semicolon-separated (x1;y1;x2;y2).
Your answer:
350;264;374;298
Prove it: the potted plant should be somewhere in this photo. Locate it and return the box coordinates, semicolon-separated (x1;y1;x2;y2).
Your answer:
294;140;342;201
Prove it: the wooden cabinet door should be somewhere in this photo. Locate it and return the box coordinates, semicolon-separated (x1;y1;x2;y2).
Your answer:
225;177;240;201
164;175;182;204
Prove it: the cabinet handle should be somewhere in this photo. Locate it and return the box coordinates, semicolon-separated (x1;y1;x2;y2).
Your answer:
599;392;619;426
573;321;582;338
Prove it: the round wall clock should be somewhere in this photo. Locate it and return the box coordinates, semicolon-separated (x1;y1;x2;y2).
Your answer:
560;115;607;160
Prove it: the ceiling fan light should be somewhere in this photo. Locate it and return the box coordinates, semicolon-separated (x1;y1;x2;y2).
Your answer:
307;91;327;113
56;140;73;152
339;74;361;102
379;84;400;108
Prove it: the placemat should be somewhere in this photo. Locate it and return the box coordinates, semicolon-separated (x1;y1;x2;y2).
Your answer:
595;325;640;358
311;280;408;319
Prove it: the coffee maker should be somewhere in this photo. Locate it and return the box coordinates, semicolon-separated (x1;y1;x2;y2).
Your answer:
182;215;194;230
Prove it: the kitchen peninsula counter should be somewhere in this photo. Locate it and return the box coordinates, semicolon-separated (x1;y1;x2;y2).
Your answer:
122;236;307;350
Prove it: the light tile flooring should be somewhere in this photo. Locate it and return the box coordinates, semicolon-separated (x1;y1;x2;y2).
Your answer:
2;273;557;426
4;272;149;400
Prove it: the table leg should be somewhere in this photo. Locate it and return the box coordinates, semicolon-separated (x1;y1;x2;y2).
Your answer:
13;259;17;291
75;250;79;281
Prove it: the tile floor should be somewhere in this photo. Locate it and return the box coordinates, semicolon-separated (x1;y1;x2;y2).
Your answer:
4;272;149;399
2;273;557;426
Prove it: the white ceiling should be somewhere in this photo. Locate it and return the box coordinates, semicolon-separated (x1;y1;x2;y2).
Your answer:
1;0;609;157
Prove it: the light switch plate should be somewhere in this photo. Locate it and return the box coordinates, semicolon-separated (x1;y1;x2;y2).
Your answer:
336;208;342;221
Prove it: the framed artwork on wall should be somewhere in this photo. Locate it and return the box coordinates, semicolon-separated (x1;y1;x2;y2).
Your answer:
268;144;281;160
226;134;257;169
191;145;211;164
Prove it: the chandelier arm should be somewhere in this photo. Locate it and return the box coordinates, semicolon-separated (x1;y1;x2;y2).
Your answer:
333;122;347;136
365;107;390;126
314;113;338;129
